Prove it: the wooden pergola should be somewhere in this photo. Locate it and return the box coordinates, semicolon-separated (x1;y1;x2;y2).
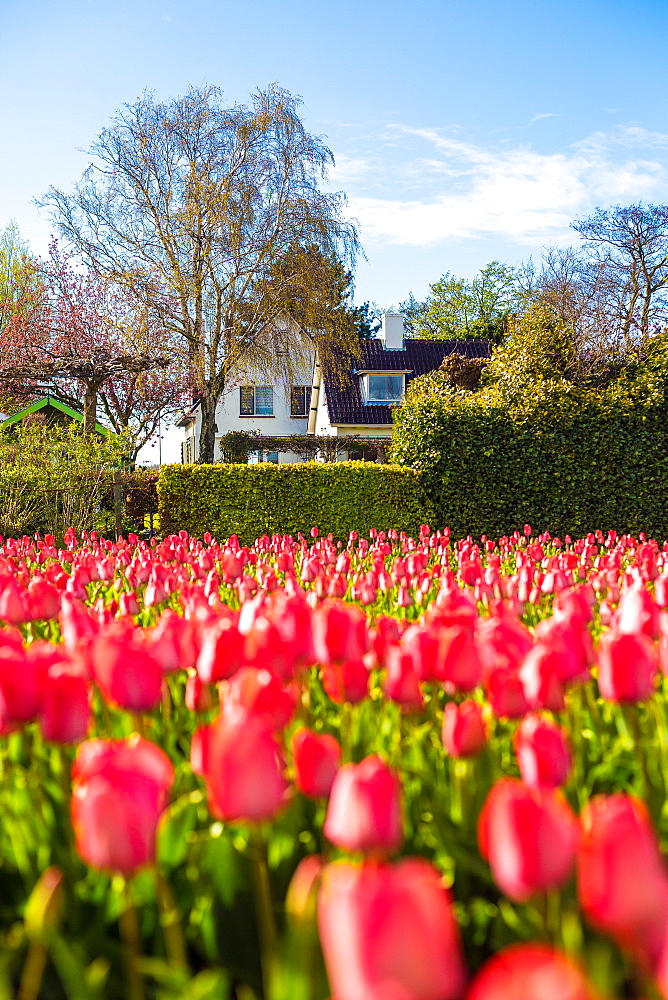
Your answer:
0;352;170;435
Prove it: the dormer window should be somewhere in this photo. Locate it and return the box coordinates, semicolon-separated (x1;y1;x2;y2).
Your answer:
364;373;405;403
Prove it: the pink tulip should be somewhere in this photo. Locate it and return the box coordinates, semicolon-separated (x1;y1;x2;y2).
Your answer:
318;858;467;1000
478;779;578;902
514;715;572;788
194;713;289;822
324;755;403;855
467;943;597;1000
291;728;342;799
442;699;487;757
578;794;668;969
71;736;174;875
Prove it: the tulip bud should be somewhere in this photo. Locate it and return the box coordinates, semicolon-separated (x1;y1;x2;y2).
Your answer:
467;943;597;1000
478;779;578;902
514;714;572;788
318;858;467;1000
442;699;487;757
291;728;342;799
324;755;403;855
71;736;174;875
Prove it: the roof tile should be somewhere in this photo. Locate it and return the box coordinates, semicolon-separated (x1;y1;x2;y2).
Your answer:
324;338;491;426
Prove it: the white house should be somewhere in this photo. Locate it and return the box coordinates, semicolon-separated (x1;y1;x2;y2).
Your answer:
176;363;314;464
308;313;491;458
177;313;491;463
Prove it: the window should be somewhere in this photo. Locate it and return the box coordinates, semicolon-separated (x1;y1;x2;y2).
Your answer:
291;385;312;417
240;385;274;416
365;374;404;403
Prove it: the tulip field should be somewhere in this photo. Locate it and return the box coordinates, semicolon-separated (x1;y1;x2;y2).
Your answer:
3;523;668;999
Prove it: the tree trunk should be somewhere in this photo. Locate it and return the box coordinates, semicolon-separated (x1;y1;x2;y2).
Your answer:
198;389;218;463
83;383;97;437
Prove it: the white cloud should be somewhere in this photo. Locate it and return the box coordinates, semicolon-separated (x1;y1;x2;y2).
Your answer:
336;125;668;248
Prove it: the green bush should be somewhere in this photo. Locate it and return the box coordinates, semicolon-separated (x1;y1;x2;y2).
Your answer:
157;462;434;543
0;422;131;539
391;363;668;539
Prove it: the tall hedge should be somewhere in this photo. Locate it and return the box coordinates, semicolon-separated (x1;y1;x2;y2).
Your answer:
391;372;668;539
157;462;434;543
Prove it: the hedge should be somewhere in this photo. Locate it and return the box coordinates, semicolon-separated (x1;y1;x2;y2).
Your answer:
157;461;435;544
391;374;668;539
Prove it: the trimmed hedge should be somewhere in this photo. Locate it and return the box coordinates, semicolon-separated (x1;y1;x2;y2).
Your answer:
157;461;435;543
391;373;668;539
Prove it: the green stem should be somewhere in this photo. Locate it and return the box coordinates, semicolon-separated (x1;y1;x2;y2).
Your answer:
155;870;189;974
17;943;47;1000
340;702;353;764
118;880;145;1000
251;829;279;1000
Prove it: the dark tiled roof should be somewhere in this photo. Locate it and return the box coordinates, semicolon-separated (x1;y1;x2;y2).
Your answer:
324;338;491;426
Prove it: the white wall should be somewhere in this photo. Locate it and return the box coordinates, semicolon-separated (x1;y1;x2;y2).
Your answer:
179;376;313;464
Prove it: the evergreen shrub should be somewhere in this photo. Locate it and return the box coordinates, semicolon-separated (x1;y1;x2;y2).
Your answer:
157;462;434;543
391;366;668;539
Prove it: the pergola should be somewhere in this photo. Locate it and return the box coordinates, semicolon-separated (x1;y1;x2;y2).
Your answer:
0;352;170;435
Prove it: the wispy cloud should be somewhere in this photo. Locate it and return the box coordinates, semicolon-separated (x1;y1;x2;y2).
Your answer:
332;124;668;248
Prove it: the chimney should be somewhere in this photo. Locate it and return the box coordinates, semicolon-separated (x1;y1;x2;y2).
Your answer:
379;312;405;351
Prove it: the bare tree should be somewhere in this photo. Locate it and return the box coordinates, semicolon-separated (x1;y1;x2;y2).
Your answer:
41;84;361;462
571;204;668;343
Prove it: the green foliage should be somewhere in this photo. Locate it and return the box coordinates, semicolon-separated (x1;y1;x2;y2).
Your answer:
482;302;578;390
0;421;131;538
404;262;522;343
158;462;434;543
392;350;668;539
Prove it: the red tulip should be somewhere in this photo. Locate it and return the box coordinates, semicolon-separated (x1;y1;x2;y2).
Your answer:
616;582;659;639
196;616;244;683
518;644;566;712
194;713;289;822
321;659;369;705
25;578;61;621
224;667;297;731
467;943;598;1000
71;736;174;875
90;622;163;712
291;728;342;799
383;647;424;711
442;699;487;757
41;667;90;743
0;632;46;724
318;857;467;1000
514;715;572;788
578;794;668;969
324;755;403;855
185;672;214;713
478;779;578;902
485;667;531;720
312;601;368;664
0;576;27;624
597;630;656;702
435;626;483;693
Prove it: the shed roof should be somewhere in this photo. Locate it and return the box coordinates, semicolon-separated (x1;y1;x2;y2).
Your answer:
0;395;110;435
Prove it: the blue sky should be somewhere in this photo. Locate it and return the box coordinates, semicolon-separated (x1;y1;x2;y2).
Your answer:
2;0;668;460
3;0;668;308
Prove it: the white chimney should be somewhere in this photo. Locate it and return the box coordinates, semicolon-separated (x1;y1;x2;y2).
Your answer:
379;312;405;351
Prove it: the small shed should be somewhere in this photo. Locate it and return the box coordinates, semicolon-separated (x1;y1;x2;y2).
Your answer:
0;396;109;436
